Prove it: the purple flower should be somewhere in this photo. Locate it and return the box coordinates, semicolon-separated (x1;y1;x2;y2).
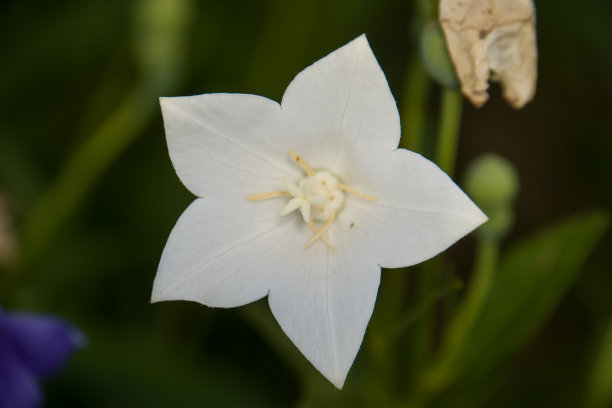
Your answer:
0;309;84;408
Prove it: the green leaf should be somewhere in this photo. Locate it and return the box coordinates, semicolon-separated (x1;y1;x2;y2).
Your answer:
460;209;610;379
587;315;612;408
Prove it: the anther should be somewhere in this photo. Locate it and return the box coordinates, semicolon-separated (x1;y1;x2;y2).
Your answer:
336;183;378;202
289;149;315;176
308;221;337;251
247;191;291;200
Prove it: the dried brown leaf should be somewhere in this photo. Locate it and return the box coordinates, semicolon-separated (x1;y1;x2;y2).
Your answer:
439;0;537;108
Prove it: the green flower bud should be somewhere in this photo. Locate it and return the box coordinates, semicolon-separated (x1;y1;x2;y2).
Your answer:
463;153;519;210
463;154;520;241
420;21;459;89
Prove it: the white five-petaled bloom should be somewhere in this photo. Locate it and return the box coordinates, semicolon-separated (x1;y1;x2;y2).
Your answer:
151;35;487;388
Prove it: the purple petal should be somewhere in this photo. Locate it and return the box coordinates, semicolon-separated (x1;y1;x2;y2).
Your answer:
0;311;84;379
0;339;42;408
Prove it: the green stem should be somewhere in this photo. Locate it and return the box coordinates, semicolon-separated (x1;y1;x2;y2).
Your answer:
21;87;156;264
390;277;462;340
419;238;499;397
405;87;462;393
366;268;409;400
399;57;430;153
434;88;463;177
16;0;191;271
409;258;438;381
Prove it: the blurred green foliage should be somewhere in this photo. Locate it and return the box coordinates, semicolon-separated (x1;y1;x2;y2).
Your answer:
464;153;519;241
436;210;610;407
0;0;611;407
419;21;457;89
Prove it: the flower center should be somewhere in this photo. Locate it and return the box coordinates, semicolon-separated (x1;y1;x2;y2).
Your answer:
246;149;377;251
301;171;345;223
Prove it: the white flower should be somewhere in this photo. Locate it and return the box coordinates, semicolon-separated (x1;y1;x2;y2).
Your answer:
151;35;487;388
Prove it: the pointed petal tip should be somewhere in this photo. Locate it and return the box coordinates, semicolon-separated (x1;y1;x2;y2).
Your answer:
150;280;169;304
474;203;490;226
330;374;347;390
480;210;489;224
464;202;489;234
354;32;368;44
346;33;372;54
266;256;378;391
305;357;349;389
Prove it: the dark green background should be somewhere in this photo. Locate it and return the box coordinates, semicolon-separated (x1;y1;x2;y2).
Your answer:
0;0;611;406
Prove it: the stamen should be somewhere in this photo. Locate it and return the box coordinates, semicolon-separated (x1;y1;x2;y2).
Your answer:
247;150;359;253
305;213;335;248
247;191;291;200
289;149;315;176
308;220;337;252
337;183;378;202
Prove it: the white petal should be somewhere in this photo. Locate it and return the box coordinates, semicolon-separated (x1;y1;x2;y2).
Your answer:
281;197;303;216
340;148;487;268
268;239;380;389
160;93;299;199
279;35;400;175
300;200;311;223
152;197;299;307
